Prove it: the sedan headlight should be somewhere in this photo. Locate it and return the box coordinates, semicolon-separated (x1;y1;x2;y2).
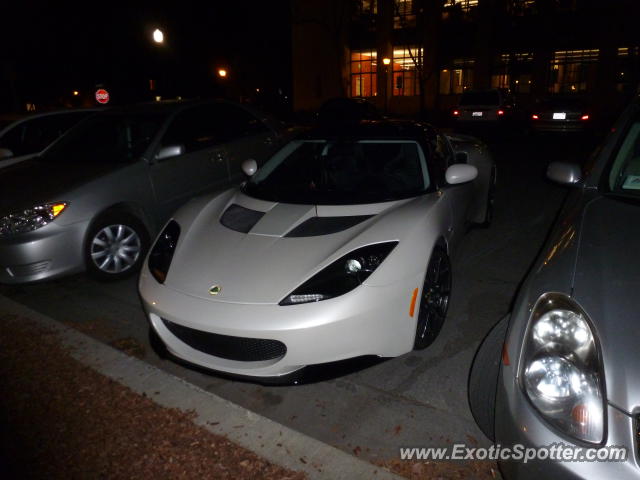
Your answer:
148;220;180;284
520;292;605;444
0;202;68;238
280;242;398;305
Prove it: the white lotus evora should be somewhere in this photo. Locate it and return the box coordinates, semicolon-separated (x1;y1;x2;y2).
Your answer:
139;120;495;380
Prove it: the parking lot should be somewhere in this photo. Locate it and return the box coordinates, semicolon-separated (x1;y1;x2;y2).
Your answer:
0;131;598;465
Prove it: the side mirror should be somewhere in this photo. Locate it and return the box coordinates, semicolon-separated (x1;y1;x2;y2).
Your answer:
0;148;14;159
454;151;469;164
547;161;581;185
242;159;258;176
156;144;184;161
445;164;478;185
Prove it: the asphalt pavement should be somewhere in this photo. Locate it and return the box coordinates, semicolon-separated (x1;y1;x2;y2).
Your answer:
0;132;598;466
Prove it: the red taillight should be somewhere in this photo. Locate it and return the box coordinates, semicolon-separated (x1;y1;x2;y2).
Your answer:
497;110;504;116
453;110;460;116
532;114;539;120
581;114;589;121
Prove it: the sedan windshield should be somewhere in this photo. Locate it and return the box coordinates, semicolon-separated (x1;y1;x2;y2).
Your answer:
608;120;640;197
40;111;168;163
460;91;500;106
243;140;431;205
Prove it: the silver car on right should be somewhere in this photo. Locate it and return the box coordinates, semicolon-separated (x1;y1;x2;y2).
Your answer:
470;94;640;479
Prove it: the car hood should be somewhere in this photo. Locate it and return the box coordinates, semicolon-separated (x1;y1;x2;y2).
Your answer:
165;190;433;304
0;157;126;215
571;195;640;413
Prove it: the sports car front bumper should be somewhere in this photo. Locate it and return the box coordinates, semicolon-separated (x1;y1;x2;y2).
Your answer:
139;266;423;378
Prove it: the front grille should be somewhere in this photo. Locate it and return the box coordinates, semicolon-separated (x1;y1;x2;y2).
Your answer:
7;261;51;278
162;319;286;362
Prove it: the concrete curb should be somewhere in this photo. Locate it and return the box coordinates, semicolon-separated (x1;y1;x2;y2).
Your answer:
0;295;403;480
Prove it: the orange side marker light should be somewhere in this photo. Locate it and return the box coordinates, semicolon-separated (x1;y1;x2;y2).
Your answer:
409;288;419;317
502;342;510;366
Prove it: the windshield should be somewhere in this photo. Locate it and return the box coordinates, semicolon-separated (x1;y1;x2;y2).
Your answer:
243;140;431;205
608;120;640;197
460;91;500;106
41;111;168;163
538;97;586;110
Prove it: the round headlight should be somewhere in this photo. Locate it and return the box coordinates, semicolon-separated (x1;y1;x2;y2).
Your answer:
520;293;605;444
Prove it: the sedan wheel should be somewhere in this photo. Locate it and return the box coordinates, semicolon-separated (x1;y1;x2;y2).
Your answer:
414;247;452;350
90;224;142;274
85;212;149;281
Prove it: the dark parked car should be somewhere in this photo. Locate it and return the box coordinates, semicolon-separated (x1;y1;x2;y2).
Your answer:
453;88;516;125
316;97;383;124
530;96;592;133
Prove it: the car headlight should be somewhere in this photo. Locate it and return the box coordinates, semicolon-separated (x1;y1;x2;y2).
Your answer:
148;220;180;284
520;292;605;444
0;202;68;238
280;242;398;305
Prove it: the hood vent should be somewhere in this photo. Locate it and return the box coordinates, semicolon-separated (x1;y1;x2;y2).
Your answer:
220;204;265;233
285;215;373;237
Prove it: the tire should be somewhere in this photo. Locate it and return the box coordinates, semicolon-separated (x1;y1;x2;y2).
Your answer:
84;212;150;282
468;315;510;441
479;166;496;228
413;247;452;350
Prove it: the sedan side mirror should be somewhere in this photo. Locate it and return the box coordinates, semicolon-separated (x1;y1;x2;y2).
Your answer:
242;159;258;176
156;144;184;161
547;161;581;185
446;164;478;185
0;148;14;159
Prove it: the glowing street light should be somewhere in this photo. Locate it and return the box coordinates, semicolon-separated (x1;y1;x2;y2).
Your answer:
153;28;164;44
72;90;79;96
217;68;228;78
382;57;391;65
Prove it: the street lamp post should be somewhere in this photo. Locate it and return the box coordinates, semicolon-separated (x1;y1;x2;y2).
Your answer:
382;57;391;114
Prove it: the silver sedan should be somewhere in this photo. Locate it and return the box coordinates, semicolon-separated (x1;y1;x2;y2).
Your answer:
0;100;284;283
470;96;640;479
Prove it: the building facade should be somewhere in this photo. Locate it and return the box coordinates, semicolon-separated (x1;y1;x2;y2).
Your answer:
291;0;640;119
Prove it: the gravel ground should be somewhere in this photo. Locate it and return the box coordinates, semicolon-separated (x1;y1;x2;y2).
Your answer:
0;313;305;480
0;310;498;479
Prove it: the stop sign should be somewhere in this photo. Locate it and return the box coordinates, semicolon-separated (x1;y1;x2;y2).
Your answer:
95;89;110;104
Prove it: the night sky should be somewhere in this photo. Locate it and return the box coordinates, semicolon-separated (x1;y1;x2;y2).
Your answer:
0;1;291;112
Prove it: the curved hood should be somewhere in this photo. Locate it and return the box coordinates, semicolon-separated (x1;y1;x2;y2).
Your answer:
0;157;127;215
571;195;640;414
165;190;435;304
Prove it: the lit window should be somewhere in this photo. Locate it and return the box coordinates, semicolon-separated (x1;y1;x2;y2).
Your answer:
350;50;378;97
506;0;536;15
549;49;599;94
394;0;416;28
439;59;474;95
616;46;639;94
493;52;533;93
355;0;377;16
392;47;423;96
443;0;479;11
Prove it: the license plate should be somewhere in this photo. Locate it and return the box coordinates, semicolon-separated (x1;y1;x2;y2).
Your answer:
553;112;566;120
472;111;483;117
